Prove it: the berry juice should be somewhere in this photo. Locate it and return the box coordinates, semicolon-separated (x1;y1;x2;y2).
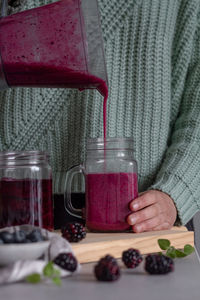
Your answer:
0;178;53;230
0;0;107;94
86;172;138;232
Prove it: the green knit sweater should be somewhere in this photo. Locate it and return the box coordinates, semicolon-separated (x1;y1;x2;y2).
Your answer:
1;0;200;225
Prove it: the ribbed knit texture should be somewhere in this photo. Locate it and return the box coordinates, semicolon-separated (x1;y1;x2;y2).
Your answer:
0;0;200;225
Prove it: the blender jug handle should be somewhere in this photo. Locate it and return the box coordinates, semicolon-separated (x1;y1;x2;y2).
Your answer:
1;0;8;17
64;164;85;220
0;0;9;90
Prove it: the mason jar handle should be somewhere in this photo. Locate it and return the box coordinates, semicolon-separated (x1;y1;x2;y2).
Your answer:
64;164;85;220
1;0;8;17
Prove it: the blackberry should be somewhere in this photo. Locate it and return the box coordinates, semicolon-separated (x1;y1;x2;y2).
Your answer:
94;255;121;282
122;248;143;268
53;253;78;272
61;222;86;242
145;254;174;275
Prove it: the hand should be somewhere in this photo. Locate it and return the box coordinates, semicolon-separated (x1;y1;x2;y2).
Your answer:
127;190;177;233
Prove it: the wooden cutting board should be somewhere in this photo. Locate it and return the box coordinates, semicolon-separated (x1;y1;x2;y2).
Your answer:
71;227;194;263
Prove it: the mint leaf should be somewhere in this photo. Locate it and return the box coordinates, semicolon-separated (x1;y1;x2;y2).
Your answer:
43;261;54;277
175;245;194;258
26;273;41;284
157;239;194;260
53;268;61;277
184;244;195;255
175;249;187;258
52;277;62;286
158;239;171;250
25;262;62;286
166;246;176;258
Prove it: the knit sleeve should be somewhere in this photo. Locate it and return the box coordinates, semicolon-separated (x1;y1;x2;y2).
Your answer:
150;12;200;225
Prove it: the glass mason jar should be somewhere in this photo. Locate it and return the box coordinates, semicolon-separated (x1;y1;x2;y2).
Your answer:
0;151;53;230
65;138;138;232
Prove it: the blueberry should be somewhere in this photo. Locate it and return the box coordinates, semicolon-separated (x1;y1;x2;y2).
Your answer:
0;231;15;243
13;230;26;243
26;229;44;242
23;239;32;243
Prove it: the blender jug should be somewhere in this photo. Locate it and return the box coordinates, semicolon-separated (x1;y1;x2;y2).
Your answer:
0;0;108;95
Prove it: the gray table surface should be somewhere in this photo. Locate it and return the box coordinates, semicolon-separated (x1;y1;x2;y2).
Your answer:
0;251;200;300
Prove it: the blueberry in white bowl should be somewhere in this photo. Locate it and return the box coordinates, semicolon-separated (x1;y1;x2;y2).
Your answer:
0;229;46;244
0;231;15;244
0;228;50;266
13;230;26;243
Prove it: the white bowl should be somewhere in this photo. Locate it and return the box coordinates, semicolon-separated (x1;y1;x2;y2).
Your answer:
0;240;50;266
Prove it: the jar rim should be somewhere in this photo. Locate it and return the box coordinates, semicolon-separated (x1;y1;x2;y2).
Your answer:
0;150;47;156
0;151;49;165
87;137;134;150
87;137;134;142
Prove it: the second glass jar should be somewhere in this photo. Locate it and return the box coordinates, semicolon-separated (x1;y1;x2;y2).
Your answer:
0;151;53;230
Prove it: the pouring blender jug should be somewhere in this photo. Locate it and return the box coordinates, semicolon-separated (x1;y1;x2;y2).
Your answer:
0;0;108;95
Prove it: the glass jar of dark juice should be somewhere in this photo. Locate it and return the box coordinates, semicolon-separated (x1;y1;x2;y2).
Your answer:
0;151;53;230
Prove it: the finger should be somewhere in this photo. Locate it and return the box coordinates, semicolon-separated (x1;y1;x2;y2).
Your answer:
127;203;161;226
151;222;172;231
129;192;157;212
131;215;164;233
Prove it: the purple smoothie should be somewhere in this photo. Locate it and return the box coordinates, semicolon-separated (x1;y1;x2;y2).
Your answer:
86;172;138;232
